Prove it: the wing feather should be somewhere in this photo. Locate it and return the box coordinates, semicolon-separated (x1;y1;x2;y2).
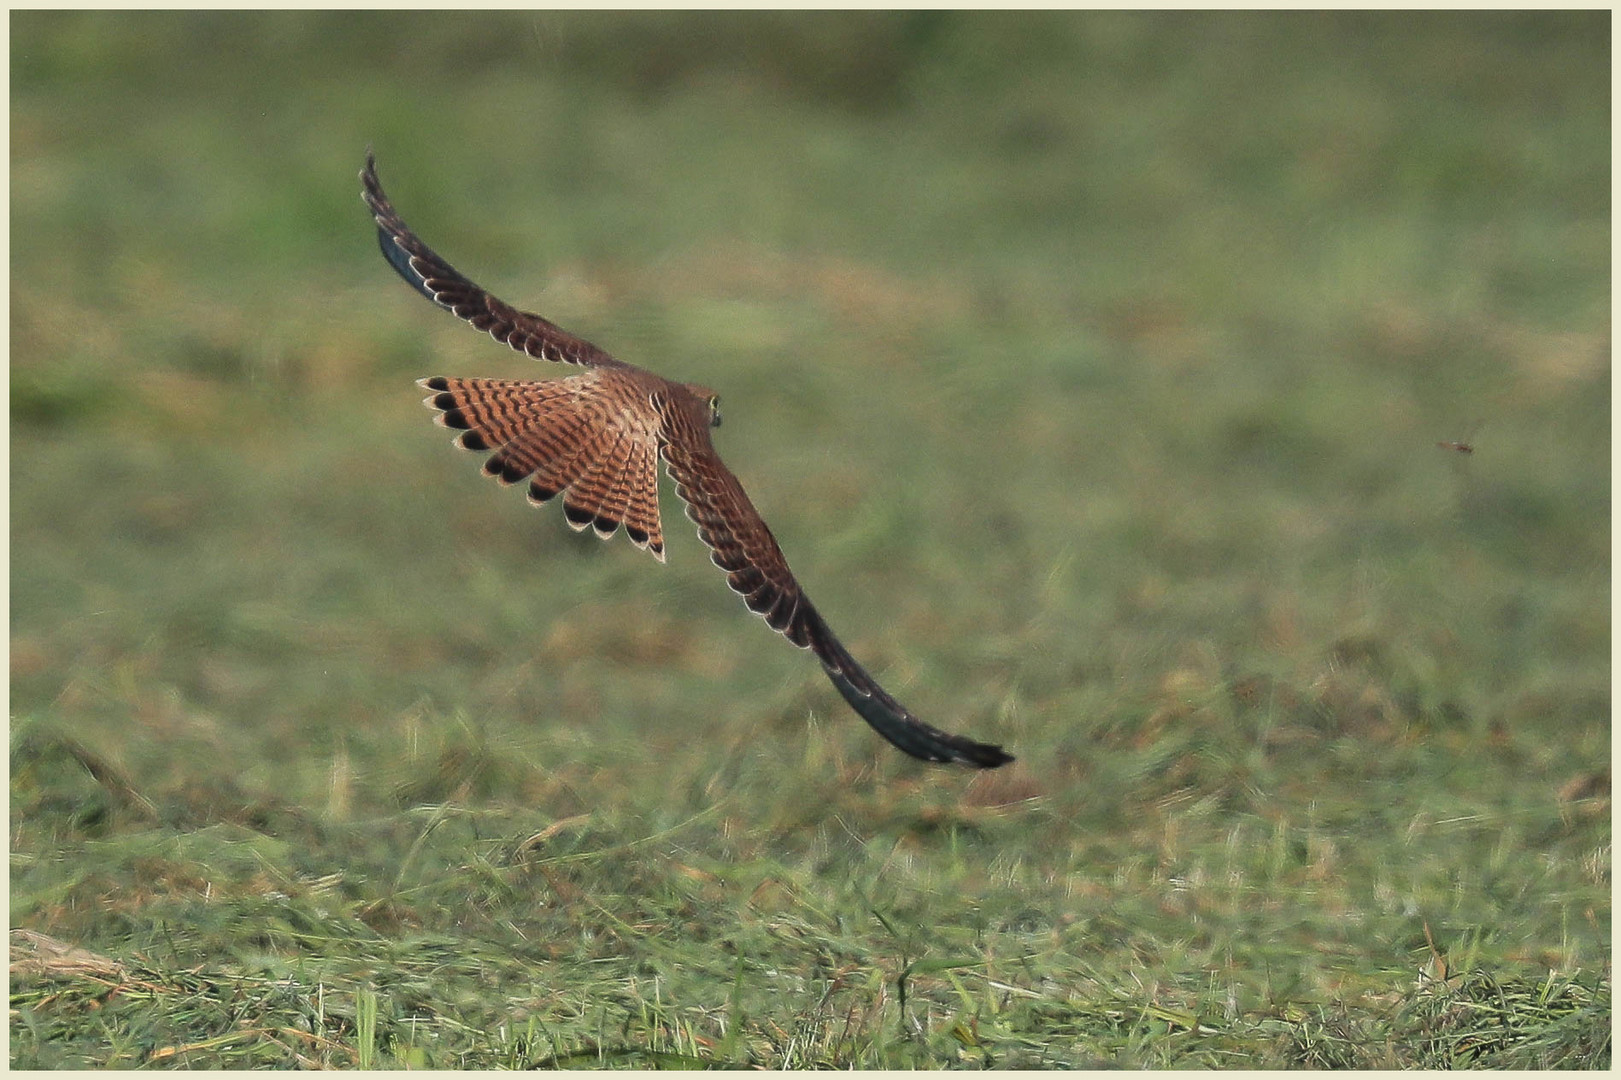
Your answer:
363;152;625;370
658;400;1013;768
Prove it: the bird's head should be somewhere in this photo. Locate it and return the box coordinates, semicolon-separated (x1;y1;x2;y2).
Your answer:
685;384;722;427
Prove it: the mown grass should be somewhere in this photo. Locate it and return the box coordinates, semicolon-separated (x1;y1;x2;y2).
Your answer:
11;10;1610;1068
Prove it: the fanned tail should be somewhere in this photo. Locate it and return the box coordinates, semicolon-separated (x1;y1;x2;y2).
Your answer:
419;375;666;560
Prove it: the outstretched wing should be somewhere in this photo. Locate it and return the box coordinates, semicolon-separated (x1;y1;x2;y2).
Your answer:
361;151;625;370
370;150;1012;767
657;396;1014;768
420;373;668;561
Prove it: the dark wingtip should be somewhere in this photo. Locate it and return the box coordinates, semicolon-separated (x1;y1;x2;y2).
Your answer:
377;225;440;303
824;665;1014;769
363;153;445;306
963;742;1016;768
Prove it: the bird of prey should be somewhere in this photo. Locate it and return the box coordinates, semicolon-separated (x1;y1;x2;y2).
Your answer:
362;152;1012;768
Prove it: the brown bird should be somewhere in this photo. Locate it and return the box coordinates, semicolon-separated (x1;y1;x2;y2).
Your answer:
362;153;1012;768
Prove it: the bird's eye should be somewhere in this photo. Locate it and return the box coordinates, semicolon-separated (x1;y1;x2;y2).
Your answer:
708;396;722;427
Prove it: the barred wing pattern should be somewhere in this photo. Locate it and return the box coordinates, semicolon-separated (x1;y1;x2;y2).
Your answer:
366;151;1013;768
422;375;667;560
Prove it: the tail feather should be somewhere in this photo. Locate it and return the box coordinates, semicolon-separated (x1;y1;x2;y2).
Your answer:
561;427;633;536
620;440;666;559
419;375;666;561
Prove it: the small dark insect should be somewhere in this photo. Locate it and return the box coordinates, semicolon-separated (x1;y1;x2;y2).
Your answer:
1437;418;1482;455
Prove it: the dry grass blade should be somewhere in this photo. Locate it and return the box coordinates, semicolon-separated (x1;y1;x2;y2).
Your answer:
10;930;126;981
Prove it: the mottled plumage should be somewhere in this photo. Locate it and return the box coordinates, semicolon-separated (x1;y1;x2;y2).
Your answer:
363;152;1012;768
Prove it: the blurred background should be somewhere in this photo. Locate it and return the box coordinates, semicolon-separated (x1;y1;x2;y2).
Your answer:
10;11;1610;1067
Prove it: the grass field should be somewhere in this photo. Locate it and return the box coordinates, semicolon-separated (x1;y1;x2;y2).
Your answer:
10;11;1611;1067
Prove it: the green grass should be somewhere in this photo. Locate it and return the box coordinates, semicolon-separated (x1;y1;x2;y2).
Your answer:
11;10;1610;1068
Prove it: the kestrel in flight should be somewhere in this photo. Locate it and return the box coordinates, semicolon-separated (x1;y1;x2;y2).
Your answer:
362;153;1012;768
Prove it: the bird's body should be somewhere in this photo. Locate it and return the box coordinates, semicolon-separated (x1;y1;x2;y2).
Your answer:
362;153;1012;768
